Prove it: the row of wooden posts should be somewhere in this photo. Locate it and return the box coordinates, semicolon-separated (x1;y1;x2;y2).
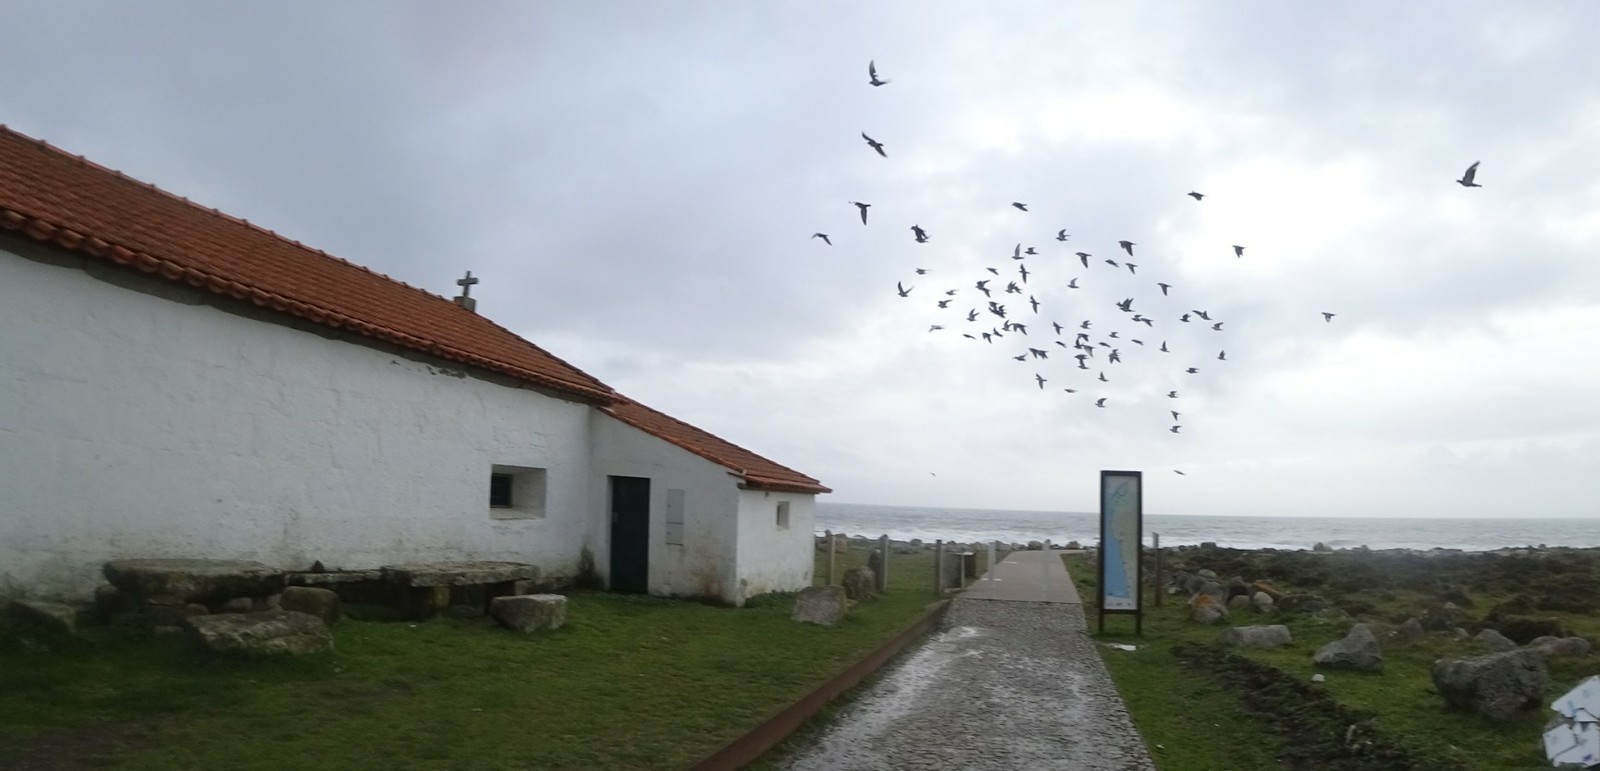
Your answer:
818;530;1171;606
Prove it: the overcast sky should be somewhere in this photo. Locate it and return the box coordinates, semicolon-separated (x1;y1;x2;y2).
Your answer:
6;2;1600;519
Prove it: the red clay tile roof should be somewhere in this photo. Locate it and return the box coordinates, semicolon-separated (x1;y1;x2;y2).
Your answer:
602;397;831;494
0;126;828;494
0;125;615;402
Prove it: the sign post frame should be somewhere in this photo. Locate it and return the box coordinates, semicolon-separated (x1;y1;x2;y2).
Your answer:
1097;470;1144;635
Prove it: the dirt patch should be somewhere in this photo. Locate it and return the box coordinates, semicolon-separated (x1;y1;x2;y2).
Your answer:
1172;643;1455;771
0;718;164;771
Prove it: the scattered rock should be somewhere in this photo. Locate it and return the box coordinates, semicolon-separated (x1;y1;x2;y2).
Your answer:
1189;593;1228;625
489;594;567;633
1311;673;1326;683
1279;593;1329;614
1394;617;1424;644
841;566;877;601
280;586;342;626
1217;625;1293;649
1475;629;1517;651
1313;623;1383;672
9;599;78;636
792;586;848;627
1197;568;1218;580
1228;594;1252;611
1227;577;1252;600
1252;591;1274;612
1251;581;1285;601
1312;541;1332;552
103;559;286;604
1494;616;1567;645
1195;580;1227;604
1431;649;1549;720
183;610;333;655
1528;636;1592;658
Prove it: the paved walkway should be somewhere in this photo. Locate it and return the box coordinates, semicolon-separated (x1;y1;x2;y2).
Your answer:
782;551;1154;771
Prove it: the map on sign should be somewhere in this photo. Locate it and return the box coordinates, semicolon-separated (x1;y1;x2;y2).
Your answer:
1100;472;1141;611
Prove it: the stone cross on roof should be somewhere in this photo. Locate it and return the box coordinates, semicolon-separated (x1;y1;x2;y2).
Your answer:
453;270;479;312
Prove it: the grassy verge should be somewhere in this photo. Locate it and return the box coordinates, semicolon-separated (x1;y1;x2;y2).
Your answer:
0;548;946;771
1065;550;1600;771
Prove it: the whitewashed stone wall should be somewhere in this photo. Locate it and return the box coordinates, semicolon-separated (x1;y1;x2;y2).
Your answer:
734;489;816;600
589;413;742;604
0;239;595;601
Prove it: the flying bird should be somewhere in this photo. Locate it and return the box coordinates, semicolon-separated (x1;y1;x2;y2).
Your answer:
1056;229;1071;242
911;224;928;242
1158;282;1171;296
967;309;979;322
1095;397;1107;408
868;60;890;87
1011;202;1029;211
936;299;951;308
1185;367;1199;374
915;268;928;275
896;282;913;298
1028;347;1048;359
1067;277;1080;289
811;233;831;245
928;325;944;332
1211;321;1224;331
1014;354;1029;362
1119;240;1135;257
1076;252;1091;268
1187;191;1204;201
862;132;887;157
1174;470;1186;476
1160;341;1169;352
1192;310;1212;321
1098;371;1109;383
1170;425;1182;433
1035;373;1047;389
976;280;991;296
1024;246;1038;256
1171;410;1180;420
1322;312;1336;322
1233;245;1245;258
1167;391;1178;398
1218;350;1226;361
1456;161;1482;188
986;267;1000;275
1105;258;1120;268
1125;263;1138;275
1028;295;1040;313
849;201;870;225
1019;264;1031;283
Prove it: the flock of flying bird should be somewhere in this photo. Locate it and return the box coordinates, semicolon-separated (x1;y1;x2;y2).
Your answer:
808;60;1486;476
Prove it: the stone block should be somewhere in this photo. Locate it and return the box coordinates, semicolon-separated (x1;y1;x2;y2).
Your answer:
280;586;342;626
1431;649;1548;719
9;599;78;636
217;597;256;614
1475;628;1517;651
380;562;539;588
1189;592;1228;625
489;594;567;633
103;559;286;603
183;610;333;656
841;566;877;601
792;586;848;627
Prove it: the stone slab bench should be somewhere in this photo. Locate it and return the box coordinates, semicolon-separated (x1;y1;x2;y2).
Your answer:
378;561;541;620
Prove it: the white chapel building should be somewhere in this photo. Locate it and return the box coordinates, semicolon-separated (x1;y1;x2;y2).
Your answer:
0;126;829;606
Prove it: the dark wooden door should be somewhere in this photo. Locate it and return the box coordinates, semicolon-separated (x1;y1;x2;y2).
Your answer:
608;476;650;594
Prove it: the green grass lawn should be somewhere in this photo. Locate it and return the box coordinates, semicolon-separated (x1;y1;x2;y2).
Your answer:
1;547;949;771
1065;551;1600;771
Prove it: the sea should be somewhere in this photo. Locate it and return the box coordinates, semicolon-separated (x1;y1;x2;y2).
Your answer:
816;502;1600;552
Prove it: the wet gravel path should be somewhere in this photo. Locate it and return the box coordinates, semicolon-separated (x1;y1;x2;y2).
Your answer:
782;598;1155;771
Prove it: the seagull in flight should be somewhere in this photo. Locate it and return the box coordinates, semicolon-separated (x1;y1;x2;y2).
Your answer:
1322;312;1336;322
1218;350;1226;361
1095;397;1108;408
811;233;831;245
915;268;928;275
1035;373;1047;389
1119;240;1135;257
1167;390;1179;398
849;201;870;225
1174;470;1186;475
1056;229;1071;242
911;224;928;242
976;280;992;296
1158;282;1171;296
862;132;887;157
896;282;913;298
1067;277;1080;289
1076;252;1091;268
1019;264;1031;283
1170;425;1182;433
1160;341;1169;352
1125;263;1138;275
1105;258;1120;268
967;309;979;322
1186;367;1199;374
1171;410;1180;420
928;325;944;332
1233;245;1245;258
1187;191;1204;201
1211;321;1224;331
868;60;890;87
1456;161;1482;188
1011;202;1029;211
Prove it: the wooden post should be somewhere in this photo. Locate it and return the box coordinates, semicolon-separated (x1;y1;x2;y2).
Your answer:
825;529;835;585
876;535;889;593
1152;533;1162;607
934;539;945;594
987;540;998;582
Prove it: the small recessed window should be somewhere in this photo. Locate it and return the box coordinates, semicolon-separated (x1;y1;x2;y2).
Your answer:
489;465;546;520
490;473;514;508
775;501;791;530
